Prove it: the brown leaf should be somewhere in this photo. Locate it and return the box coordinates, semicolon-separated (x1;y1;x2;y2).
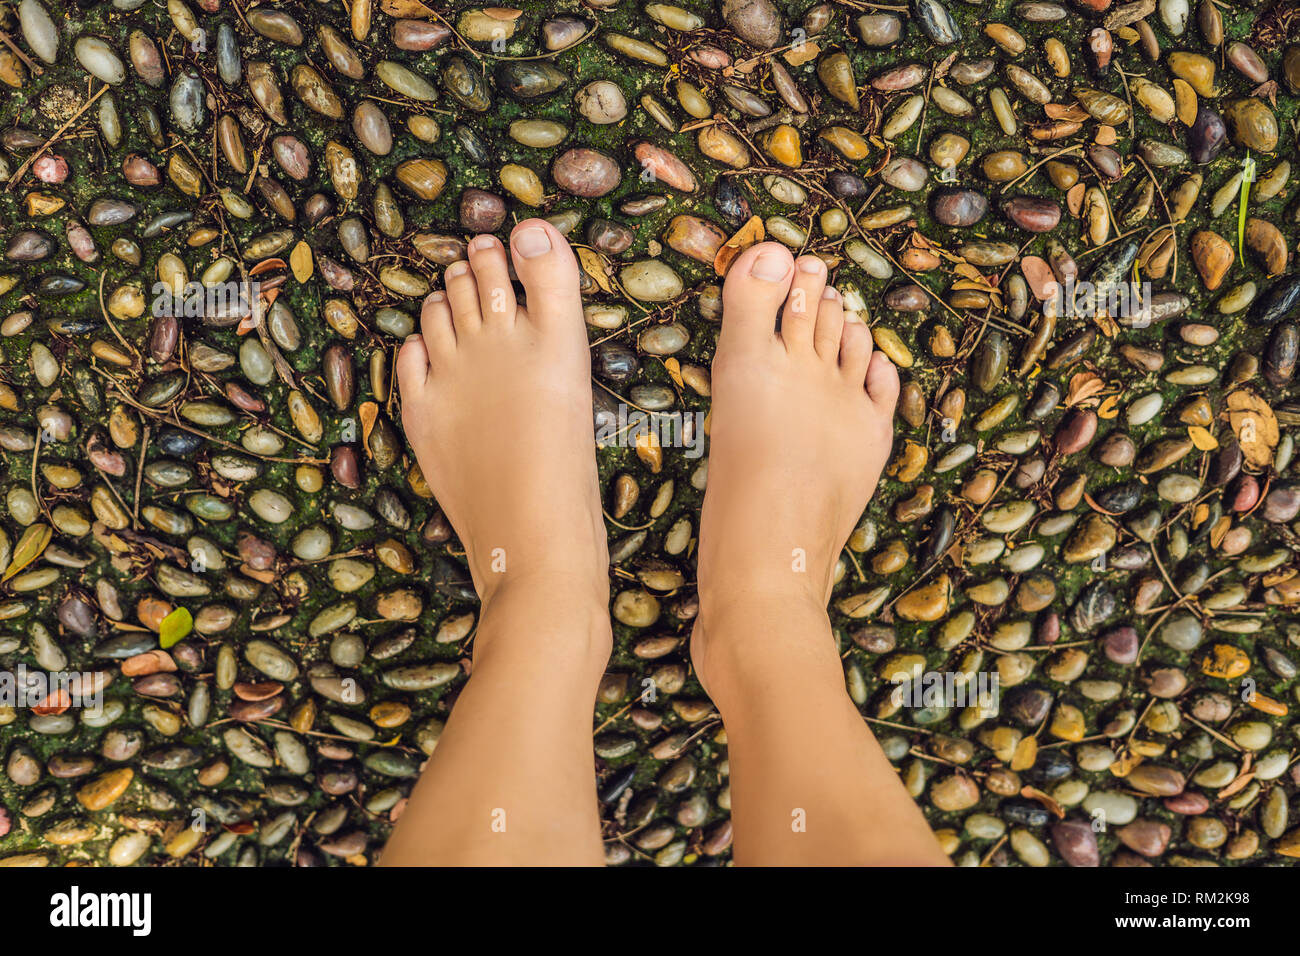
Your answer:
1045;102;1090;122
1064;370;1105;407
714;216;765;276
1019;785;1066;819
359;401;379;457
577;247;613;293
1226;388;1279;468
1217;754;1255;800
380;0;437;16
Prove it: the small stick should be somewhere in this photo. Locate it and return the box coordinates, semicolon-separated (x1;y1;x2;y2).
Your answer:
5;83;111;192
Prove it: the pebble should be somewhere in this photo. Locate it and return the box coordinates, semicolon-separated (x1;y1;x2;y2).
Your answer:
0;0;1294;873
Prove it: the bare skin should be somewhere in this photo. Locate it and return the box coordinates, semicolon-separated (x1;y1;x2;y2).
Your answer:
382;220;610;866
692;242;951;866
380;225;949;866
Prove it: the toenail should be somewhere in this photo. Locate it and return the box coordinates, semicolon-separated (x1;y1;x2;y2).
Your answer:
750;249;789;282
513;225;552;259
445;261;468;279
822;287;839;300
471;235;496;251
797;257;823;274
425;291;444;303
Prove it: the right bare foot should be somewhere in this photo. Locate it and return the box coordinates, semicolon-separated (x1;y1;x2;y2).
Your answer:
692;242;899;691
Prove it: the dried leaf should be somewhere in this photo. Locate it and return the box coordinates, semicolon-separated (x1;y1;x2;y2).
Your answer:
248;257;286;277
577;247;613;293
663;357;684;389
359;401;379;457
1093;312;1120;337
952;262;994;287
1188;425;1218;450
1217;760;1255;800
1064;371;1105;408
714;216;764;276
1019;785;1066;819
1045;102;1090;122
380;0;437;17
1226;388;1279;467
1097;395;1120;419
1209;515;1232;550
783;41;820;67
3;523;51;581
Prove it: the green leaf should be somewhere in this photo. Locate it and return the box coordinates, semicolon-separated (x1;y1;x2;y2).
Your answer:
1237;152;1255;266
159;607;193;649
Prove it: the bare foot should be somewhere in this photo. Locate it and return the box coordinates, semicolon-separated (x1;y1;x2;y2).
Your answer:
396;219;609;654
692;242;899;690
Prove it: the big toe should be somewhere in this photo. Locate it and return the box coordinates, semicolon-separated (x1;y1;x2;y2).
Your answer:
719;242;794;351
509;219;583;328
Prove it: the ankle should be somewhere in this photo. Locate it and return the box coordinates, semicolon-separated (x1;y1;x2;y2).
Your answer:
473;571;613;670
696;576;828;624
692;590;845;704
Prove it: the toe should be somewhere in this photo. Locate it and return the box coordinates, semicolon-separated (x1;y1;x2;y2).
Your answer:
420;290;456;359
839;320;874;381
719;242;793;351
443;259;482;335
509;219;583;328
467;234;517;326
866;351;900;410
813;286;845;360
396;333;431;406
779;255;827;353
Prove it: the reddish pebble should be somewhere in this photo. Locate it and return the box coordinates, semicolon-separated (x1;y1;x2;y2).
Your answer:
33;154;68;184
1051;819;1100;867
1230;475;1260;512
1054;407;1098;454
1164;791;1210;815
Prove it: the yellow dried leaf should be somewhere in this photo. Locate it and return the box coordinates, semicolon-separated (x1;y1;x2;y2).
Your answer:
951;277;995;293
663;357;683;389
380;0;436;17
715;216;765;276
783;41;820;67
1092;312;1119;337
1209;515;1231;550
359;401;379;456
290;241;313;283
577;247;612;293
3;523;51;581
1097;395;1120;419
1188;425;1218;450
